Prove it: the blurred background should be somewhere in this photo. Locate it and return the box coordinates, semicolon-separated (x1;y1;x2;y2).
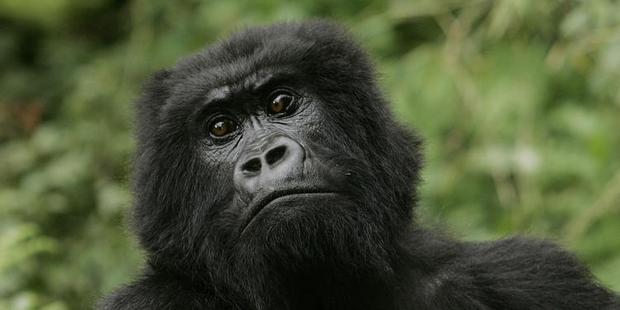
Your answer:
0;0;619;309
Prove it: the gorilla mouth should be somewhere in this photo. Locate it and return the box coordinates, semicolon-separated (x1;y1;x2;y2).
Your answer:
241;188;338;234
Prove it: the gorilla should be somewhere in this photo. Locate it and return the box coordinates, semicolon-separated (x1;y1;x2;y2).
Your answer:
99;21;619;310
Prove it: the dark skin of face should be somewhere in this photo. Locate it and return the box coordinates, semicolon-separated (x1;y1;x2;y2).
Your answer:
185;69;347;226
191;70;348;237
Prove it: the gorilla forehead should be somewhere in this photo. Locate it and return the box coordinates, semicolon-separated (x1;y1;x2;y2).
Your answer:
165;21;377;106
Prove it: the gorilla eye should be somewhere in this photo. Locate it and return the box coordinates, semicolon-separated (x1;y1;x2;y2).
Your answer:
208;117;237;138
267;91;295;115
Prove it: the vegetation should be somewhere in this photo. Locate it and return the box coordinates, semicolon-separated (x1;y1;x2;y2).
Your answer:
1;0;619;308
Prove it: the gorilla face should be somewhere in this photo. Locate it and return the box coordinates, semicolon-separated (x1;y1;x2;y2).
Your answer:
131;22;422;300
197;71;350;235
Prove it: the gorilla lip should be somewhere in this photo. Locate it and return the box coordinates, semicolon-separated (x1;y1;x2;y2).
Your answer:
241;188;337;234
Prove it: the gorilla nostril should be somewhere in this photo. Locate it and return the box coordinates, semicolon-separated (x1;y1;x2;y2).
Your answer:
265;145;287;166
241;158;262;174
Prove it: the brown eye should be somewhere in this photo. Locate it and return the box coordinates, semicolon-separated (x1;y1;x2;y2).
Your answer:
209;117;237;138
268;92;294;115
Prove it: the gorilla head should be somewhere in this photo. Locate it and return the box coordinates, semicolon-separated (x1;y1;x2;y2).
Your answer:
131;21;422;307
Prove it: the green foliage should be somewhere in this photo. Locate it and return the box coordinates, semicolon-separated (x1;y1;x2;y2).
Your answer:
0;0;619;308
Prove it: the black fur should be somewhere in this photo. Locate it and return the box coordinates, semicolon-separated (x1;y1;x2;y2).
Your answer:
98;21;619;310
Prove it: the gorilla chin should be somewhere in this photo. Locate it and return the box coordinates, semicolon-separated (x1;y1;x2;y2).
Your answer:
241;192;342;234
238;192;387;261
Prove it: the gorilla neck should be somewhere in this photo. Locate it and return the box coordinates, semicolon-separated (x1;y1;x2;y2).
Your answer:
203;201;419;309
237;256;404;310
224;233;416;310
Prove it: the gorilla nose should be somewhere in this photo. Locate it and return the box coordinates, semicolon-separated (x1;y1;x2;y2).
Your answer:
234;136;305;197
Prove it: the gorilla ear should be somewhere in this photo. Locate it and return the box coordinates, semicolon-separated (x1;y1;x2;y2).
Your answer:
135;69;172;144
